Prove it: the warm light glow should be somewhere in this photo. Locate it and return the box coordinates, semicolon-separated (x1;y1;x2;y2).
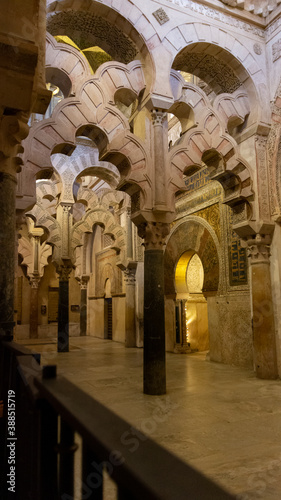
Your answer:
175;250;194;294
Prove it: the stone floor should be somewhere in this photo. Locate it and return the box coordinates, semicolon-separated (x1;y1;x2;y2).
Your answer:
19;336;281;500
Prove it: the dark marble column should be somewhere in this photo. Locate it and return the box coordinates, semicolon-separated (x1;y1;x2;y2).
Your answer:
247;234;278;379
138;222;170;395
29;277;40;339
57;264;72;353
124;264;137;347
0;172;17;339
0;116;29;339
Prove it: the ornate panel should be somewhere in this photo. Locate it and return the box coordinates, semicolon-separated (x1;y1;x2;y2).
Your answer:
226;207;248;286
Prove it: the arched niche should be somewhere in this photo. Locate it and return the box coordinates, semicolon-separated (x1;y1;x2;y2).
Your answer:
165;219;220;297
164;218;220;355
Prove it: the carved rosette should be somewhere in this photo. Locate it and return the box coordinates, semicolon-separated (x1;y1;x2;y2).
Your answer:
138;222;170;250
246;234;271;264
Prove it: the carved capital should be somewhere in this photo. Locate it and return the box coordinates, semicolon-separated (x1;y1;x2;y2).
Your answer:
151;110;167;126
255;135;267;149
0;115;29;176
29;275;41;289
56;264;73;281
79;276;89;290
62;203;72;214
138;222;170;250
124;267;136;285
246;234;272;264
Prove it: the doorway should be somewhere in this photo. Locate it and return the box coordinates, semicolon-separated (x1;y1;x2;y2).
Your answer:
175;252;209;353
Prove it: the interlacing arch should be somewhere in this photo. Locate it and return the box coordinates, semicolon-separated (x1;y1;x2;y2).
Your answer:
18;236;52;278
23;60;146;183
71;208;127;268
35;179;60;204
169;71;250;136
165;24;267;124
169;94;254;222
26;202;61;252
45;0;168;101
46;33;92;97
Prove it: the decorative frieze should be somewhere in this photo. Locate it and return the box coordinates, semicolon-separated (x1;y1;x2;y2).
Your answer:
267;122;281;216
220;0;280;17
162;0;264;38
255;136;270;220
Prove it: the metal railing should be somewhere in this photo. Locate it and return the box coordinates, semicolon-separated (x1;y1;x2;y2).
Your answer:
0;340;236;500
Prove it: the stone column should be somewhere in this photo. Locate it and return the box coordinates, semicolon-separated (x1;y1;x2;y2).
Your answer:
80;278;89;337
124;264;137;348
151;110;168;209
0;116;29;340
247;234;278;379
29;276;40;339
56;264;72;353
138;222;170;395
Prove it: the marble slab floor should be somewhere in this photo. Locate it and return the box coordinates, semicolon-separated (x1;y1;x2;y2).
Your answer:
18;336;281;500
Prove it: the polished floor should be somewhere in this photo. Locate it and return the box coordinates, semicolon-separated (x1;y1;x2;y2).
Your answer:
19;336;281;499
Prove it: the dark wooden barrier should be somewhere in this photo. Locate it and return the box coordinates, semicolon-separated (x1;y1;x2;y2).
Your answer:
1;340;236;500
0;341;41;500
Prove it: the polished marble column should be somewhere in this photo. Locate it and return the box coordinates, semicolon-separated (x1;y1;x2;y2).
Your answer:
29;277;40;339
139;222;170;395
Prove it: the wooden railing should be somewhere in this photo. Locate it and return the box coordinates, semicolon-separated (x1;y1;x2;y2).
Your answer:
0;340;236;500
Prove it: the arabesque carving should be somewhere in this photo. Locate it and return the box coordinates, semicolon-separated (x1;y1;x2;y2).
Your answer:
47;11;137;64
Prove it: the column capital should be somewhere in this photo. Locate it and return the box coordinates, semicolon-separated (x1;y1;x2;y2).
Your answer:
246;234;272;264
29;275;41;289
138;222;170;250
56;263;73;281
151;110;167;126
124;266;137;285
0;114;29;176
255;135;267;148
79;276;90;289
